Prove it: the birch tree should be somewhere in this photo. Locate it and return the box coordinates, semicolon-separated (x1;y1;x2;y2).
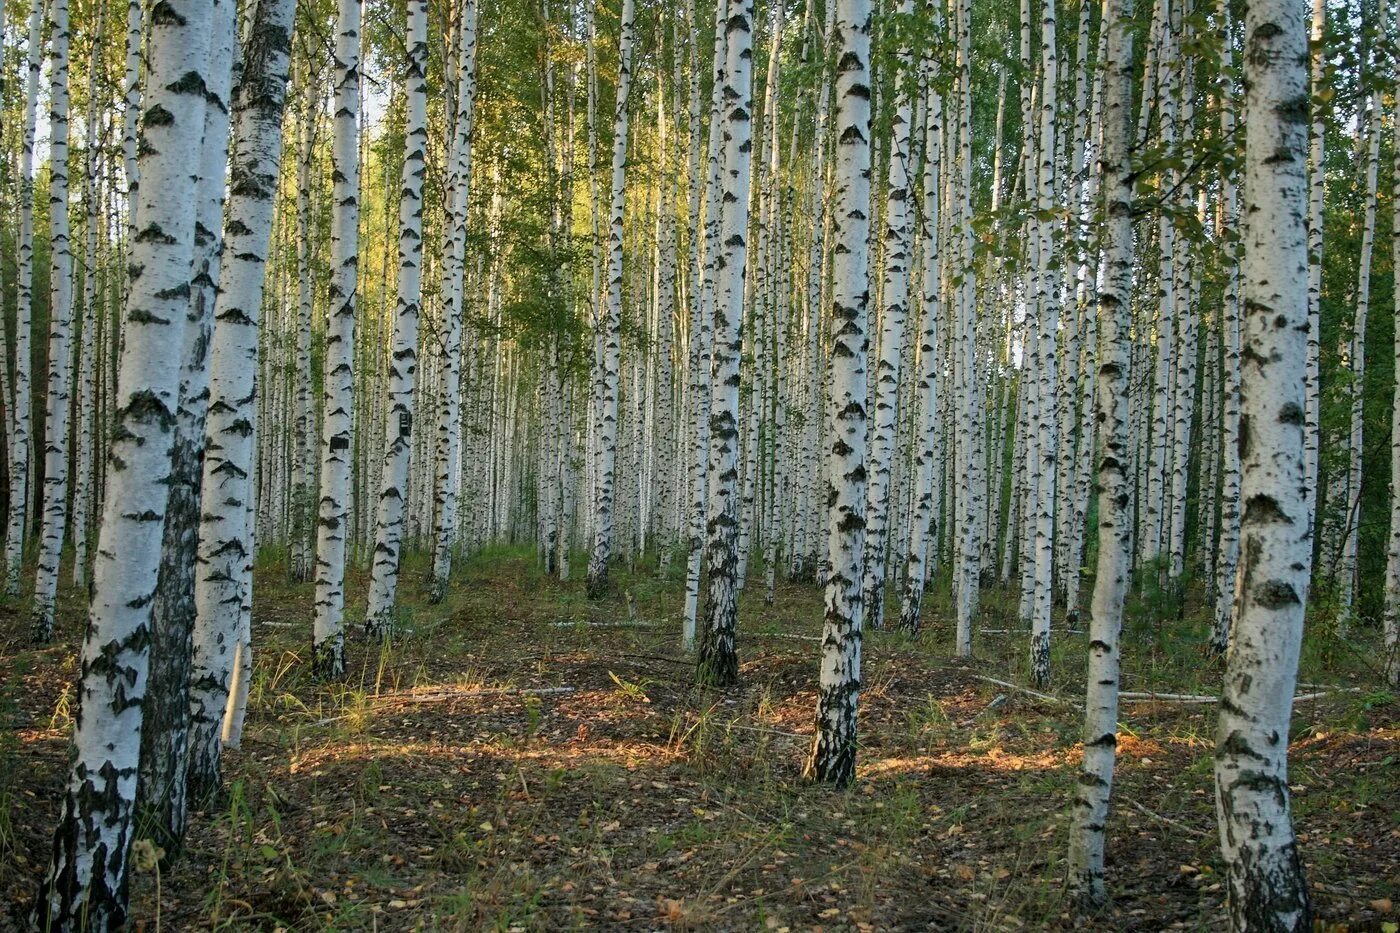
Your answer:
1213;0;1314;924
430;0;481;601
1066;0;1134;900
311;0;365;678
189;0;299;800
4;0;44;598
586;0;637;600
697;0;755;688
36;0;222;924
30;0;75;644
809;0;871;788
366;0;430;635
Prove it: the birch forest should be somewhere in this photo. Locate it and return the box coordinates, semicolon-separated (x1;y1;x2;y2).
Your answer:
1;0;1399;927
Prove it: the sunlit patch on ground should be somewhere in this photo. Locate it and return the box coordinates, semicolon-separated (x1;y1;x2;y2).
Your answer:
1;547;1396;930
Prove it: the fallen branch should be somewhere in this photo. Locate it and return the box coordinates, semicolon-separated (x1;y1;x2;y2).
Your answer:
968;674;1073;706
1121;691;1218;703
1122;796;1208;837
1121;687;1361;705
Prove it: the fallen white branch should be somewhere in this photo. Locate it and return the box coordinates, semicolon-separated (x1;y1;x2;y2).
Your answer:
968;674;1073;706
1122;797;1208;837
1121;687;1361;705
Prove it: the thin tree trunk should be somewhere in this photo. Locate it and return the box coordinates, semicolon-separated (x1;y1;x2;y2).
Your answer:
365;0;430;635
696;0;756;687
1065;0;1134;900
311;0;365;678
29;0;76;644
430;0;481;601
586;0;637;599
809;0;871;788
4;0;43;598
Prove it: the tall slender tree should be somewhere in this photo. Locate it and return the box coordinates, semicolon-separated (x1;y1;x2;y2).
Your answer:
697;0;756;687
30;0;76;643
1065;0;1134;900
1213;0;1314;924
586;0;637;599
809;0;871;788
366;0;430;634
311;0;365;678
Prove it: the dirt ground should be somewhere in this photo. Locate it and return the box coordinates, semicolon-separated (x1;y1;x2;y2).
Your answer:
3;549;1397;931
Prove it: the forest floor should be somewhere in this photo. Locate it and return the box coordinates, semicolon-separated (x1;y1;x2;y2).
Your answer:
2;547;1398;931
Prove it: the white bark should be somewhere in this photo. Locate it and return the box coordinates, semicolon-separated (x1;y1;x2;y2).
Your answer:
189;0;297;802
4;0;43;598
1066;0;1133;901
430;0;481;600
365;0;430;634
810;0;870;788
36;1;219;925
1213;0;1314;925
30;0;76;643
697;0;756;687
311;0;364;678
862;0;913;631
586;0;636;599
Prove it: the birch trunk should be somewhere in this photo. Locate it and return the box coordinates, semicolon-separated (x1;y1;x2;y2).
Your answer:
1212;0;1242;654
311;0;364;678
188;0;297;801
36;1;218;924
697;0;755;687
586;0;636;599
862;0;913;631
898;44;942;636
138;0;237;856
30;0;75;644
4;0;43;598
1066;0;1134;900
1387;0;1400;684
365;0;429;635
430;0;481;601
1213;0;1314;924
809;0;871;788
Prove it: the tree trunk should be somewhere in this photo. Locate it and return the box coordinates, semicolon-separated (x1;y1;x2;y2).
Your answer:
188;0;298;802
809;0;871;788
366;0;430;635
30;0;76;644
696;0;756;688
311;0;365;678
1065;0;1134;901
586;0;637;600
1213;0;1314;925
36;1;221;924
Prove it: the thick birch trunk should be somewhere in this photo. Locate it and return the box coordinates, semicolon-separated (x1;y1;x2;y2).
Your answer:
1213;0;1314;925
36;2;219;925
